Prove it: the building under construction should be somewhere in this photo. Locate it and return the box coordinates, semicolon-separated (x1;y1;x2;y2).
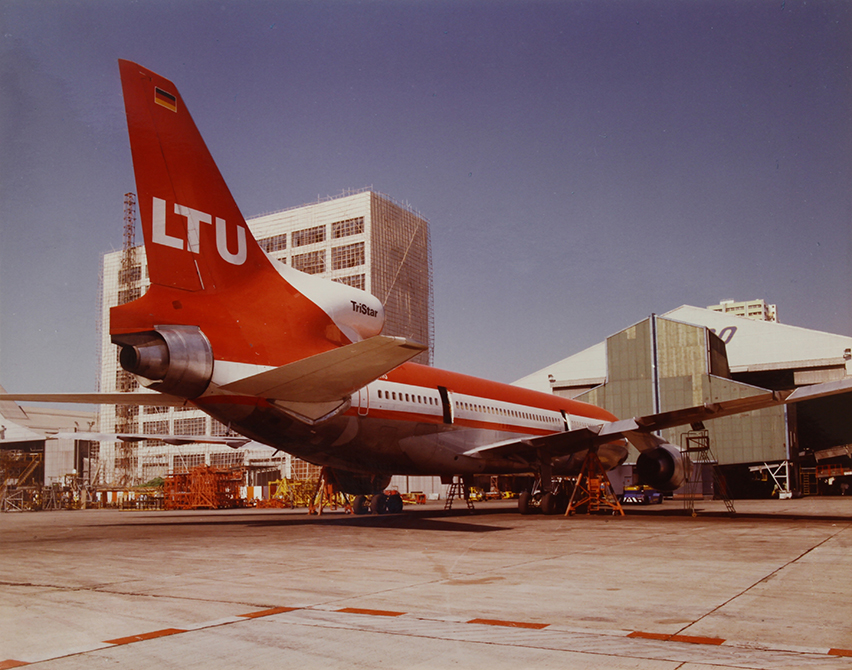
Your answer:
96;189;434;487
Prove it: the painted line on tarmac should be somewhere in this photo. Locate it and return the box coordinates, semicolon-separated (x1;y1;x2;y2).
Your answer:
336;607;406;617
829;648;852;657
103;628;187;645
0;661;29;669
467;618;550;630
628;630;726;645
4;604;852;666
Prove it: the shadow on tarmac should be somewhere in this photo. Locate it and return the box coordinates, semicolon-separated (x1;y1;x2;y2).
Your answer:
94;505;514;533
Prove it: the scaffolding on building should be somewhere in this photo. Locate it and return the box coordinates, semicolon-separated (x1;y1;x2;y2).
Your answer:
96;189;434;488
0;451;43;512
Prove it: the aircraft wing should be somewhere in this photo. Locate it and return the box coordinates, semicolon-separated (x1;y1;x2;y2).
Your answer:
465;376;852;462
220;335;427;403
0;392;189;406
48;431;250;448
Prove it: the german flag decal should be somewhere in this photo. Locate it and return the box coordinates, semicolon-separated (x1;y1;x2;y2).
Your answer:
154;87;177;112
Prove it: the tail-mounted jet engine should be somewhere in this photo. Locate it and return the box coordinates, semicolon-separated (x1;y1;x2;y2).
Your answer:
635;443;693;491
113;325;213;399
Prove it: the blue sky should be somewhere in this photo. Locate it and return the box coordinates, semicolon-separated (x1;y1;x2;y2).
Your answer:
1;0;850;396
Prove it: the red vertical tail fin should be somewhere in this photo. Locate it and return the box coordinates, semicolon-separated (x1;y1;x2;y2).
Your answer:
111;61;386;369
118;59;270;291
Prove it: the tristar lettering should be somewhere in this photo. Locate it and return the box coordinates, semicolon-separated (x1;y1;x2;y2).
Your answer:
351;301;379;317
151;196;247;265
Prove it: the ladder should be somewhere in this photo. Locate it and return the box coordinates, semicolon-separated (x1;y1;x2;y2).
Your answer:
309;466;352;515
681;431;735;516
444;477;474;511
800;468;817;496
565;451;624;516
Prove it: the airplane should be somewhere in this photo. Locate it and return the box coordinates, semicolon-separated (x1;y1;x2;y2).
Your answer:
4;60;851;515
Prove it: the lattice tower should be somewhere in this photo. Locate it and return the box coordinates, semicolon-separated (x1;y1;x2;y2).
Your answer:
115;193;138;485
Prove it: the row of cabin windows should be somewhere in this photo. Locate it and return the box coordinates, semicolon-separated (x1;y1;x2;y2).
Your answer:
376;389;437;406
457;400;556;424
375;389;556;424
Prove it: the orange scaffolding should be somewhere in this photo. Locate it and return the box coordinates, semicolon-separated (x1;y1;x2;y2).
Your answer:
164;465;244;510
565;451;624;516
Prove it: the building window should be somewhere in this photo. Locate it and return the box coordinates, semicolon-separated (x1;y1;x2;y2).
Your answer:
118;287;142;305
144;406;170;415
334;274;365;290
292;225;326;247
211;451;242;468
211;420;234;436
258;234;287;253
118;265;142;284
292;250;325;274
331;242;365;270
332;217;365;239
143;420;169;434
174;453;205;472
175;417;207;435
115;370;138;392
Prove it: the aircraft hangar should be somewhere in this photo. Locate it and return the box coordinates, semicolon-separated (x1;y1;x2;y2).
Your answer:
515;304;852;497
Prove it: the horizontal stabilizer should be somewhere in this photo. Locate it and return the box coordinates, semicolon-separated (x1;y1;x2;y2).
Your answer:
220;335;427;403
49;431;249;448
0;392;189;407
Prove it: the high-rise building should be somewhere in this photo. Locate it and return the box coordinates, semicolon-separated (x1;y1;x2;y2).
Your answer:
707;299;777;322
97;189;433;486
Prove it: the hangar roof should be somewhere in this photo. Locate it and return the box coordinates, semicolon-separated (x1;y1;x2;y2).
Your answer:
664;306;852;373
514;306;852;393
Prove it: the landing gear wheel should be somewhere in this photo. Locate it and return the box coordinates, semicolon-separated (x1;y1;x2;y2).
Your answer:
518;490;533;515
385;492;403;514
352;495;369;515
369;493;387;514
540;492;557;515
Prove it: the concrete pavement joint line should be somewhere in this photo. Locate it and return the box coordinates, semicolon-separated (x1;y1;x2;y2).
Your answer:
4;603;849;666
297;550;575;616
673;522;852;639
0;578;278;612
274;608;838;668
237;606;298;618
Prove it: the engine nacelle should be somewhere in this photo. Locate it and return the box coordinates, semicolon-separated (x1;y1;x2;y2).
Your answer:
635;443;692;491
328;469;392;496
114;325;213;399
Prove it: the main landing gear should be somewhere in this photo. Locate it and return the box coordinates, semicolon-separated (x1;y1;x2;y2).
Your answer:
518;479;573;515
518;452;625;516
352;491;404;515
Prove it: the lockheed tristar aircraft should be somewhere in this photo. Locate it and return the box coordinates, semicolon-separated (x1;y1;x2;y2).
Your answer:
5;61;851;514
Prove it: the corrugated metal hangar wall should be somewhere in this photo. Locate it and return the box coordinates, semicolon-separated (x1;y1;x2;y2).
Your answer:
575;315;789;469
